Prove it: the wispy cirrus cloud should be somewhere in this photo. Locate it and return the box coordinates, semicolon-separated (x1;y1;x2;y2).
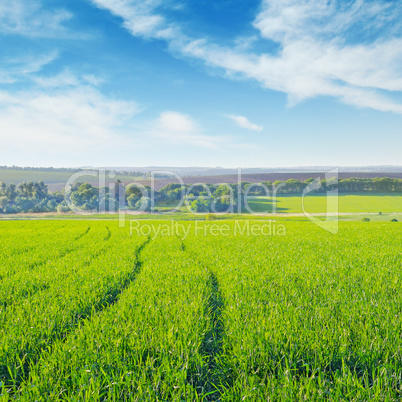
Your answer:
31;70;80;88
0;52;59;84
89;0;402;114
90;0;178;39
0;0;86;38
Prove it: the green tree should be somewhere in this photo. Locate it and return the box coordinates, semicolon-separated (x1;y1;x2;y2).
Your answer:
0;196;8;211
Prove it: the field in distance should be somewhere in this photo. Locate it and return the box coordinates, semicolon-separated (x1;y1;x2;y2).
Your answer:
246;193;402;214
0;219;401;400
154;193;402;215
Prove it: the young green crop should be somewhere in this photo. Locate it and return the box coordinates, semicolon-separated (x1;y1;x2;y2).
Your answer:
0;222;90;279
184;221;402;400
17;235;212;401
0;220;400;401
0;224;107;308
0;222;147;392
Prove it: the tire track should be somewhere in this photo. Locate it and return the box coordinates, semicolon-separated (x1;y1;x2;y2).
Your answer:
104;226;112;241
1;227;113;305
1;241;105;309
196;272;230;401
0;224;67;259
5;236;152;392
74;226;90;241
2;226;94;278
179;238;231;401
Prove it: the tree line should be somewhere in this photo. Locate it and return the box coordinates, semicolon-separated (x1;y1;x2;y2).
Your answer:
0;177;401;214
0;182;64;214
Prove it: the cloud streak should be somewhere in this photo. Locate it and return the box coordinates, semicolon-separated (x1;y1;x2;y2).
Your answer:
155;111;225;148
0;52;59;84
89;0;402;114
227;115;263;132
0;0;72;38
0;0;93;39
90;0;178;39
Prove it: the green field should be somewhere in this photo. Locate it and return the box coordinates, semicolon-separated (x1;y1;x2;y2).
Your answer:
246;193;402;214
0;220;401;400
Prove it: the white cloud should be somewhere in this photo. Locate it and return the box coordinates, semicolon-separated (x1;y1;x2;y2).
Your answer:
227;115;263;132
155;111;223;148
32;70;80;88
0;82;140;159
82;75;104;86
0;52;58;84
0;0;74;38
90;0;177;39
253;0;392;42
158;111;198;132
89;0;402;114
146;111;254;150
31;70;106;89
0;79;228;164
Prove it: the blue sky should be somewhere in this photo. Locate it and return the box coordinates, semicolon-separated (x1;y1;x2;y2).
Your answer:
0;0;401;168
